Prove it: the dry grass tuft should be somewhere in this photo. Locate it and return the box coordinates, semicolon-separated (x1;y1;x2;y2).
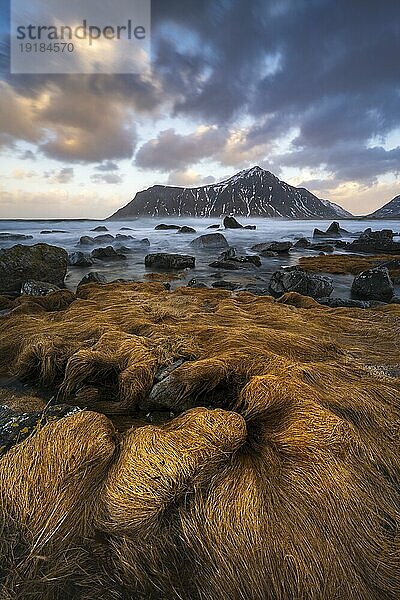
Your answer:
299;253;400;276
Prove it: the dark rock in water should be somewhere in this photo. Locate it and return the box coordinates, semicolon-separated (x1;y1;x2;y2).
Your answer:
115;233;133;241
293;237;311;249
313;222;346;238
0;243;68;293
207;224;220;229
94;234;115;244
319;298;377;309
77;272;107;286
177;226;197;234
242;284;270;295
120;227;133;230
78;235;94;245
390;297;400;304
251;241;292;254
0;404;82;456
269;266;334;299
347;229;400;254
21;280;61;296
0;232;33;241
212;280;240;290
40;230;67;234
309;243;335;252
351;267;394;302
190;233;229;250
187;278;208;288
154;224;181;230
91;225;108;232
244;225;257;230
145;253;195;270
223;216;243;229
209;248;261;270
91;246;127;261
333;240;349;249
68;251;93;267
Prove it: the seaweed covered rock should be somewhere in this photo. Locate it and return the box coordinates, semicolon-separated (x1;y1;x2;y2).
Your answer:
351;267;394;302
269;266;334;299
21;280;61;296
145;253;195;270
0;244;68;293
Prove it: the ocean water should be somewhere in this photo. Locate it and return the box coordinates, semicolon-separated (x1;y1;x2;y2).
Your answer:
1;217;399;298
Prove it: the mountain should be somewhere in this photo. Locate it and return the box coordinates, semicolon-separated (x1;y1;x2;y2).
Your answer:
367;194;400;219
110;166;353;220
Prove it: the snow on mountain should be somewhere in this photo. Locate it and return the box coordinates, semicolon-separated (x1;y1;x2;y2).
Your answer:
367;194;400;219
110;166;353;220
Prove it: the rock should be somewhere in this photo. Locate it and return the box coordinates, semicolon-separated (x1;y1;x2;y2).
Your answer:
190;233;229;250
268;266;334;299
293;237;311;249
308;243;335;252
207;224;220;229
347;229;400;254
40;230;67;234
68;251;94;267
0;244;68;293
0;404;82;456
313;222;346;238
115;233;133;241
251;241;292;254
351;267;394;302
244;225;257;230
333;240;349;249
209;248;261;270
187;278;208;288
91;246;127;261
120;227;133;231
154;224;181;230
137;238;151;247
91;225;108;232
78;236;95;245
77;272;107;286
319;298;375;309
0;233;33;241
223;216;243;229
94;234;115;244
211;280;240;290
262;251;278;257
21;280;61;296
177;226;197;234
145;253;195;270
241;284;270;295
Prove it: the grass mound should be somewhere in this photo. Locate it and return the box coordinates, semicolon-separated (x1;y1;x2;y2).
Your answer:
299;253;400;276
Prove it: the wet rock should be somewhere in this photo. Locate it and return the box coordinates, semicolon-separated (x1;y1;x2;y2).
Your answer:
115;233;133;241
40;230;67;234
0;243;68;293
91;246;127;261
68;251;93;267
223;216;243;229
293;237;311;249
313;222;347;238
319;298;377;309
145;253;195;270
308;243;335;252
251;241;292;254
207;224;220;229
209;248;261;270
211;280;240;290
94;234;115;244
78;236;95;245
190;233;229;250
77;272;107;286
21;280;61;296
91;225;108;232
351;267;394;302
120;227;133;231
347;229;400;254
241;284;270;295
177;226;197;234
0;233;33;241
269;266;334;299
244;225;257;230
187;278;208;288
154;224;181;230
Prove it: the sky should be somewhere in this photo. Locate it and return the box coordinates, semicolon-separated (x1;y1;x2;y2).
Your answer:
0;0;399;218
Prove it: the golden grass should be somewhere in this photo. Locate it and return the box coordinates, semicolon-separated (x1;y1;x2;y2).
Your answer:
299;253;400;276
0;282;399;598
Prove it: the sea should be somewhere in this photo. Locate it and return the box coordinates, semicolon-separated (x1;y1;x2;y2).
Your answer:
1;217;399;299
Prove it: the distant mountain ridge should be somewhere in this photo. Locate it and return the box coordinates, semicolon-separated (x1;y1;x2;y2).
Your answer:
110;166;353;220
367;194;400;219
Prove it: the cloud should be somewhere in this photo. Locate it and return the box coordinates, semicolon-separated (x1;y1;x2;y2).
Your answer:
19;149;36;160
11;168;36;179
166;168;201;186
91;172;123;184
44;167;74;183
95;161;120;172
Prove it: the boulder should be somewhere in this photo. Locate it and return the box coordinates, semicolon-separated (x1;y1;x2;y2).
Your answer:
209;248;261;270
351;267;394;302
154;224;181;230
177;226;197;234
251;241;292;254
0;233;33;241
94;234;115;244
120;227;133;231
78;236;95;245
308;243;335;252
190;233;229;250
319;298;376;309
145;253;195;270
223;216;243;229
0;244;68;293
91;226;108;232
313;222;346;238
68;251;94;267
293;237;311;249
211;280;240;290
244;225;257;230
40;230;67;234
268;266;334;299
91;246;127;261
347;229;400;254
21;280;61;296
115;234;133;241
207;224;220;229
187;278;208;288
77;272;107;287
